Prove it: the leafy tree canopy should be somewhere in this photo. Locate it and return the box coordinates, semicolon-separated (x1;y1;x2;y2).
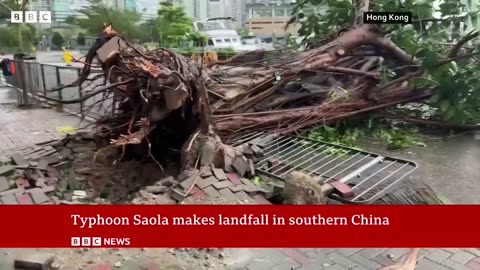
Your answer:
157;0;193;47
289;0;480;125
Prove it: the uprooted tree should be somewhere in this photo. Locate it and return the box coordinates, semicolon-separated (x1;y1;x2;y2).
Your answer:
41;0;479;174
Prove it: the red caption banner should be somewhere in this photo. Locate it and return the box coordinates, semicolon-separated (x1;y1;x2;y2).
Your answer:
0;205;479;248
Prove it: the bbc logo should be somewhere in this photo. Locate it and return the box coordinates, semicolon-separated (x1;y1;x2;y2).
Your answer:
11;11;51;24
71;237;102;247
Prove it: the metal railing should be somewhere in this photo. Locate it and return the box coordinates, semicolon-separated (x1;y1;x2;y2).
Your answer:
5;59;110;120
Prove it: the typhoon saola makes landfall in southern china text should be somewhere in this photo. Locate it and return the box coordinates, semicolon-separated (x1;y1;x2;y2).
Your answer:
71;214;390;228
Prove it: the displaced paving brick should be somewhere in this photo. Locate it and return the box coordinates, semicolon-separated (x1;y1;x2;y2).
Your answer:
226;172;242;185
218;188;237;202
58;148;72;159
0;187;25;196
180;175;200;190
0;165;15;176
0;176;9;192
328;252;363;269
213;181;233;189
203;186;221;198
212;168;228;180
28;188;50;204
330;181;354;198
228;184;248;192
16;177;31;189
372;254;395;267
11;153;28;166
15;193;34;204
37;159;49;170
240;178;259;192
449;251;476;265
349;253;383;269
1;194;18;204
196;176;217;189
201;169;212;177
232;157;248;176
425;249;452;263
14;253;54;270
189;185;206;200
42;153;61;164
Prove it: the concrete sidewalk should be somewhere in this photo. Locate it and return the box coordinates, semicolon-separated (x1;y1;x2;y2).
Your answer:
0;87;83;157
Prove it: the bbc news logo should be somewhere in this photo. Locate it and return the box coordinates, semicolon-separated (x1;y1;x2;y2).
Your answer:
71;237;131;247
11;11;52;24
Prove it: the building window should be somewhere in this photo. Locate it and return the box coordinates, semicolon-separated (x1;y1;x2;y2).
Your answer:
208;39;214;46
215;39;223;43
224;38;231;43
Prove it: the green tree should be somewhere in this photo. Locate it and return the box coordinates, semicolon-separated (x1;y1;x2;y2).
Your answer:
289;0;480;125
66;0;145;41
0;0;30;51
77;32;86;46
52;32;64;48
157;0;193;47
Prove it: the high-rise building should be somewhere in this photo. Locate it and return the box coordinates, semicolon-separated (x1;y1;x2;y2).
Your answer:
182;0;208;21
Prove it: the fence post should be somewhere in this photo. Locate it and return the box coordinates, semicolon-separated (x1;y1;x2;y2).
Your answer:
77;69;84;117
40;64;47;96
55;66;63;112
19;61;29;106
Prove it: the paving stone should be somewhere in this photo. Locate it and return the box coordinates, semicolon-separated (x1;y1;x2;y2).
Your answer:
416;258;450;270
245;259;278;270
27;188;50;204
253;194;271;204
179;175;198;190
348;253;383;269
327;252;362;269
218;188;237;202
201;169;212;177
189;186;206;199
441;259;472;270
0;176;9;191
449;251;476;265
240;178;259;192
0;165;15;176
197;176;217;189
465;260;480;270
444;248;462;253
15;193;34;204
37;159;49;170
232;157;248;176
357;248;386;259
58;148;72;159
380;248;410;261
42;153;60;164
1;194;18;204
425;249;452;263
372;254;395;267
203;186;221;198
282;249;312;265
15;178;30;189
14;253;54;270
464;249;480;257
227;184;249;192
212;168;228;180
0;187;25;196
268;258;300;269
234;191;256;203
226;172;242;185
213;181;233;189
11;153;28;166
337;248;363;257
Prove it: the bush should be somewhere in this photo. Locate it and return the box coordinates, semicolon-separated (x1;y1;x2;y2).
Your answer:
52;32;64;48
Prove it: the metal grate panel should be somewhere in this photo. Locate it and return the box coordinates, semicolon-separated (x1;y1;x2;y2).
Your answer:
232;131;418;204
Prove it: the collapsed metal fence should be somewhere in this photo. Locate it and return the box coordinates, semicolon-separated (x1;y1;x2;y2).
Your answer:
5;60;110;120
